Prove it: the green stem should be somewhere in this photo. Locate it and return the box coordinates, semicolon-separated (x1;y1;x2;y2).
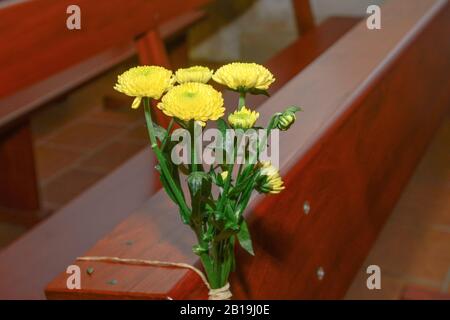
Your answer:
160;118;174;152
143;97;191;221
238;91;246;110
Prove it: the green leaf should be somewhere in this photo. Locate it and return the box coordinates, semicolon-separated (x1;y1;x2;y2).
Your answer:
156;165;178;204
237;220;254;256
224;201;237;222
228;179;251;198
188;172;211;222
217;118;229;137
192;243;209;255
187;172;210;196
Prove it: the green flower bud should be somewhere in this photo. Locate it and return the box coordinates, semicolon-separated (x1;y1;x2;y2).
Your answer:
276;110;296;131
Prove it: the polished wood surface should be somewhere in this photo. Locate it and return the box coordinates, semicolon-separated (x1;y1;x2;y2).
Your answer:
0;0;210;98
0;15;358;300
45;0;450;299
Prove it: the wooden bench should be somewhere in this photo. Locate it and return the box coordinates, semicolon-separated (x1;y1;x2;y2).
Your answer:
43;0;450;299
0;11;360;299
0;0;211;224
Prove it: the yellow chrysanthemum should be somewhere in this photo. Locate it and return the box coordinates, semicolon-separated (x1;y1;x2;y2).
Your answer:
228;106;259;129
114;66;174;109
175;66;213;84
157;83;225;126
256;161;285;194
213;62;275;91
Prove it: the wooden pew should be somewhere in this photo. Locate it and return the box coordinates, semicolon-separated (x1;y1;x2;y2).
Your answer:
0;0;210;223
292;0;316;34
44;0;450;299
0;14;359;299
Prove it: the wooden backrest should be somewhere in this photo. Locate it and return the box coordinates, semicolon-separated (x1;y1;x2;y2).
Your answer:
292;0;316;34
0;0;209;98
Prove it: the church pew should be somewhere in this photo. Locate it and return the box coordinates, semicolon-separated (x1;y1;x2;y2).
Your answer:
44;0;450;299
0;14;359;300
0;0;210;222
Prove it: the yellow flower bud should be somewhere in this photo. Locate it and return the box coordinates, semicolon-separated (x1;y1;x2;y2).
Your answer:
256;161;285;194
220;171;229;181
175;66;213;84
228;106;259;129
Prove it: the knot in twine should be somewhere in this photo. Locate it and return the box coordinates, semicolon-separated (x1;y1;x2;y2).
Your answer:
208;282;232;300
76;256;232;300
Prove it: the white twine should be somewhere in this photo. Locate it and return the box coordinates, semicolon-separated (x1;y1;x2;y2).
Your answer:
76;256;232;300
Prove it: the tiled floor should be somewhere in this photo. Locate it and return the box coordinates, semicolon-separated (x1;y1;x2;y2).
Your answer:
36;111;149;210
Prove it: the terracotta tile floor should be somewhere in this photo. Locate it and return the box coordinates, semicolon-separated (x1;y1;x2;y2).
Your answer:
35;108;149;210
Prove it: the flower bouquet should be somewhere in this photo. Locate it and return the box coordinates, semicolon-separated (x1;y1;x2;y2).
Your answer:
113;62;300;299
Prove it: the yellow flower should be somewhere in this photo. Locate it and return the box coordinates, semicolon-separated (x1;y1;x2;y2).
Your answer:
157;82;224;126
114;66;174;109
228;106;259;129
213;62;275;92
256;161;285;194
175;66;213;84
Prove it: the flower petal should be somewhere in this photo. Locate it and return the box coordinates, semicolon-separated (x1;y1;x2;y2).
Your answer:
132;97;142;109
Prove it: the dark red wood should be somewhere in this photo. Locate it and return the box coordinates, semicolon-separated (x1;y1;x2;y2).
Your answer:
0;120;40;212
